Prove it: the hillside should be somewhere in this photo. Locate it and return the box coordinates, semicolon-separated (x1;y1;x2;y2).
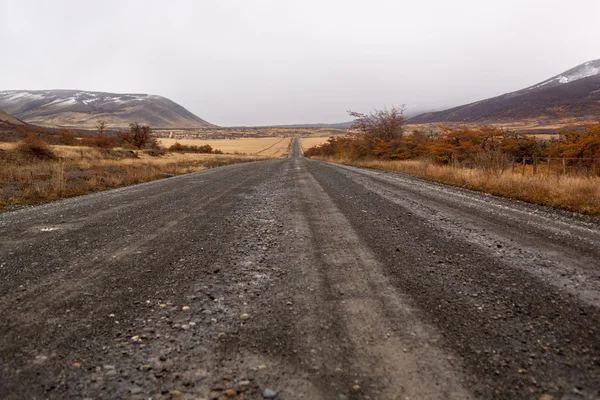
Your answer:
0;109;24;125
410;59;600;124
0;90;215;129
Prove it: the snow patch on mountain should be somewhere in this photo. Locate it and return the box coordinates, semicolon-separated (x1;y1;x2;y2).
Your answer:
528;59;600;91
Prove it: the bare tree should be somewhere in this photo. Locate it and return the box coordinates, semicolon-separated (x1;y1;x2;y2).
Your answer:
119;122;152;149
348;105;406;142
96;119;107;136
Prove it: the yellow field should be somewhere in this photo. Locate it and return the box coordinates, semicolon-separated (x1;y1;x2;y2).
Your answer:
0;143;269;208
159;137;292;157
299;137;331;152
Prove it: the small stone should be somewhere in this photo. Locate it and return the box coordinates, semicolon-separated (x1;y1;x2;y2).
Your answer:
202;309;213;315
33;355;48;364
131;335;142;342
258;364;267;370
240;313;250;320
109;313;115;318
239;380;251;386
182;306;191;311
263;388;277;398
170;390;183;398
224;389;237;398
103;365;116;370
181;324;190;330
352;385;360;391
131;387;143;394
106;369;118;377
73;362;82;367
189;322;196;326
160;304;167;308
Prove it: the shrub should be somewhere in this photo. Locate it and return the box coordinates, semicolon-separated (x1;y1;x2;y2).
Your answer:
17;135;57;160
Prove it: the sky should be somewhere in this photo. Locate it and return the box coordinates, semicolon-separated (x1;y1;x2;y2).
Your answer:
1;0;600;126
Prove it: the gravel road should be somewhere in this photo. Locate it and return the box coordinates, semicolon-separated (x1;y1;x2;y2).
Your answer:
1;139;599;400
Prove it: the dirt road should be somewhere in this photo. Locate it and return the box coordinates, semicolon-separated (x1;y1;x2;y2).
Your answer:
1;139;599;399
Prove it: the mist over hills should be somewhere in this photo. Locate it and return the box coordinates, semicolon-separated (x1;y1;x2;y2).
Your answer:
0;90;216;129
410;59;600;124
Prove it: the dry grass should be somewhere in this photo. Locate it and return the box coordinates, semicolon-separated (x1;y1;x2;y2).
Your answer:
159;137;292;157
317;157;600;217
299;137;331;152
0;144;270;208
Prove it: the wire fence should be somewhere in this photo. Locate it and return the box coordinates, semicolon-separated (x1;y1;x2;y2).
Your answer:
510;157;600;177
449;156;600;177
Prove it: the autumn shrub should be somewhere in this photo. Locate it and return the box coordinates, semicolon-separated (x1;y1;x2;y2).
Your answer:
17;135;57;160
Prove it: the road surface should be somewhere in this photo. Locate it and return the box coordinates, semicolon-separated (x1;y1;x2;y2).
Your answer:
1;139;599;399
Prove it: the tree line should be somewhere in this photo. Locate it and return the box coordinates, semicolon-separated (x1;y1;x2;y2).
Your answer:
304;107;600;168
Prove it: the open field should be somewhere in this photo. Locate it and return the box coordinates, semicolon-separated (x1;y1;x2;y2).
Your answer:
315;156;600;217
0;143;271;208
153;127;346;140
159;137;292;157
299;137;332;152
405;116;600;136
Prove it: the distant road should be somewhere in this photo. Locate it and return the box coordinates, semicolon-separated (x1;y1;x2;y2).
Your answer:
1;139;599;399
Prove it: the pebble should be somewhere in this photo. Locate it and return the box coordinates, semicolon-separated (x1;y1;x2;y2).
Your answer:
182;306;191;311
131;387;143;394
224;388;237;397
202;309;213;315
106;369;118;377
240;313;250;320
181;324;190;330
263;388;277;398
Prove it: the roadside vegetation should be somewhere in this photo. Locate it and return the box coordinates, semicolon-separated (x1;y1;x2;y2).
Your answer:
0;121;273;209
304;107;600;216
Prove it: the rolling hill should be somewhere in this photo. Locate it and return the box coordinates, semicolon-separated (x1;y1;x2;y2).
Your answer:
0;109;24;125
0;90;216;129
410;59;600;124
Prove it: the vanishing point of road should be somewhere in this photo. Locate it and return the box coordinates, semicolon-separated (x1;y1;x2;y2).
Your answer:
1;139;599;399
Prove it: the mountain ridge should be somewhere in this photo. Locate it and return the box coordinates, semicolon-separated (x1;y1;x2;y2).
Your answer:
0;89;216;129
409;59;600;124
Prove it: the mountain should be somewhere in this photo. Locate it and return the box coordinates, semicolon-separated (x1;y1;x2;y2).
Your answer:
0;90;216;129
410;59;600;124
0;109;25;125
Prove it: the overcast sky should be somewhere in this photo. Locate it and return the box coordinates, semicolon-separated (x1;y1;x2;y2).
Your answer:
1;0;599;126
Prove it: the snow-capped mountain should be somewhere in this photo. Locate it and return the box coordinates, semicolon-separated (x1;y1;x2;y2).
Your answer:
0;90;215;129
526;59;600;91
410;59;600;124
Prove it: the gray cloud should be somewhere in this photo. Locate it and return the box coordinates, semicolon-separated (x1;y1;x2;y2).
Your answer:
1;0;599;125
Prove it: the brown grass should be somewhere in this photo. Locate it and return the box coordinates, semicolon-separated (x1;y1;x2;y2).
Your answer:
299;137;332;152
0;144;270;208
316;157;600;217
159;137;292;157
